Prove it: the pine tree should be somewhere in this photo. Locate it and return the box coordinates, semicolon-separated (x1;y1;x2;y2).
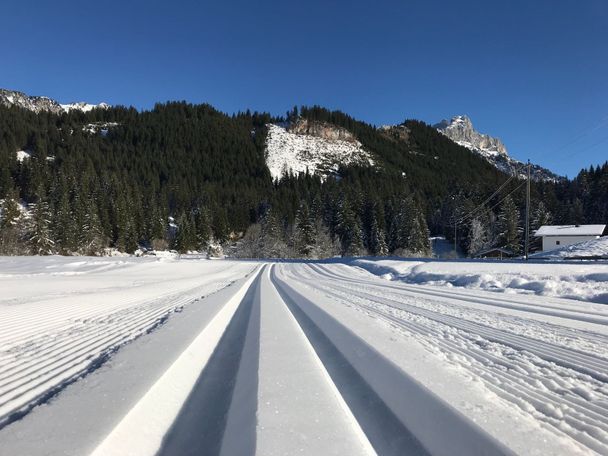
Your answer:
466;217;489;255
194;206;212;249
497;196;521;254
0;189;23;254
174;211;196;253
368;216;388;256
336;202;363;257
27;194;55;255
295;203;316;257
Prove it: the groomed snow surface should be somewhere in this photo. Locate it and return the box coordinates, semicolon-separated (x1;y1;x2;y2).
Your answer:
0;256;607;455
265;124;374;181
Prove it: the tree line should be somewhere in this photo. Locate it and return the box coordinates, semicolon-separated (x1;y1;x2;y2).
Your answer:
0;102;605;257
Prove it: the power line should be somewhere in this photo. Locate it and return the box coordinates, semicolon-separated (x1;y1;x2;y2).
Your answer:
452;163;527;226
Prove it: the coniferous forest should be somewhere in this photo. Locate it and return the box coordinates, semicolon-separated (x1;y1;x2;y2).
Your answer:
0;102;606;258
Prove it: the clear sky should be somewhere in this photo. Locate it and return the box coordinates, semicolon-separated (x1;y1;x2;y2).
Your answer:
1;0;606;177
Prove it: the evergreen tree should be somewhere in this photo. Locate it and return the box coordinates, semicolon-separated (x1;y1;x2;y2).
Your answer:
27;192;55;255
294;203;316;257
466;217;489;255
336;201;363;257
368;216;388;256
497;196;521;254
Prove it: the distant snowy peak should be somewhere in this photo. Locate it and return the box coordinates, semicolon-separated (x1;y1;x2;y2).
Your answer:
0;88;109;114
61;101;111;113
434;115;561;182
265;119;374;181
434;115;508;157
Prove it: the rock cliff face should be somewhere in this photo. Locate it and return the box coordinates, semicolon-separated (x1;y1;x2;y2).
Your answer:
287;119;357;142
0;88;108;114
434;115;508;156
434;115;561;182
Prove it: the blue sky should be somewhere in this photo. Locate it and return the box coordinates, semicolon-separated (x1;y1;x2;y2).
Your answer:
1;0;606;176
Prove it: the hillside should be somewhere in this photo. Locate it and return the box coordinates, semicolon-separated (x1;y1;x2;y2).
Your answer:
0;92;606;258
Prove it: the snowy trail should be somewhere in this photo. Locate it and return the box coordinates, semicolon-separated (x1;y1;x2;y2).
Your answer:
1;258;606;455
0;258;256;429
98;263;508;456
279;262;608;455
157;265;377;456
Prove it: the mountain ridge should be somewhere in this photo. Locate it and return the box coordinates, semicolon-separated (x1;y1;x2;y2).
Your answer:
433;115;561;182
0;88;109;114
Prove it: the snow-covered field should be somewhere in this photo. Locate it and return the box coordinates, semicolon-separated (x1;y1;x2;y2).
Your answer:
0;257;607;455
0;256;256;430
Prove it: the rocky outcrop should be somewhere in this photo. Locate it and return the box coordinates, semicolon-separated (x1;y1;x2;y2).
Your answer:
0;88;108;114
434;115;508;156
434;115;562;182
288;119;357;143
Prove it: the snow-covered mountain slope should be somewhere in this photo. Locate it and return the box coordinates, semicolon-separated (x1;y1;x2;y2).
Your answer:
265;120;374;181
0;88;109;114
434;115;561;182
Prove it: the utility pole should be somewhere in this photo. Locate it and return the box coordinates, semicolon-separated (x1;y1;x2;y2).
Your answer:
524;159;531;260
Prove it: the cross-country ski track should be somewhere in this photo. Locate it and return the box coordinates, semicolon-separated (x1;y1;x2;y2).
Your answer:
1;258;607;455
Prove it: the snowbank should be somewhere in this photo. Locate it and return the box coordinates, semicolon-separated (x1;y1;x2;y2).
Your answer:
531;236;608;260
351;258;608;304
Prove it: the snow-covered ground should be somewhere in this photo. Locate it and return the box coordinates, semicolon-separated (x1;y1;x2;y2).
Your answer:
265;124;374;181
352;257;608;304
531;236;608;260
0;256;256;430
0;257;607;455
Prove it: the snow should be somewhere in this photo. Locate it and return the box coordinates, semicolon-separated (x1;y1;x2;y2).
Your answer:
0;256;256;430
265;124;374;181
531;236;608;260
254;267;375;456
60;102;110;113
277;262;608;455
83;121;119;135
91;265;261;456
15;150;31;162
351;258;608;304
535;225;606;237
1;257;607;455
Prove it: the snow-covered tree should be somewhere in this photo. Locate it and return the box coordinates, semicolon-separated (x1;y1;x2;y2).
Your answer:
27;197;55;255
466;217;489;255
368;216;388;256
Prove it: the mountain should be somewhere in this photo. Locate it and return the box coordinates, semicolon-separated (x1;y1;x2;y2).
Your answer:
265;119;374;180
0;88;109;114
433;115;561;182
1;92;605;258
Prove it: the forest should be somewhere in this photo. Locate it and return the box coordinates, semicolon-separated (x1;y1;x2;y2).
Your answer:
0;102;606;258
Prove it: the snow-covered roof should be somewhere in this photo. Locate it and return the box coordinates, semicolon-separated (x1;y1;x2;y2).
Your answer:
534;225;606;237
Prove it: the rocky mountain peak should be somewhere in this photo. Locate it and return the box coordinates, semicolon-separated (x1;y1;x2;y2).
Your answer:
434;115;508;156
433;115;561;182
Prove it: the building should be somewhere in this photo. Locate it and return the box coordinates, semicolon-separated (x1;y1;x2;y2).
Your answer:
534;225;607;252
474;247;515;259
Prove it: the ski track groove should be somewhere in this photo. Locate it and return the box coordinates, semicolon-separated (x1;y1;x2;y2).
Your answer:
288;263;608;454
0;265;250;429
